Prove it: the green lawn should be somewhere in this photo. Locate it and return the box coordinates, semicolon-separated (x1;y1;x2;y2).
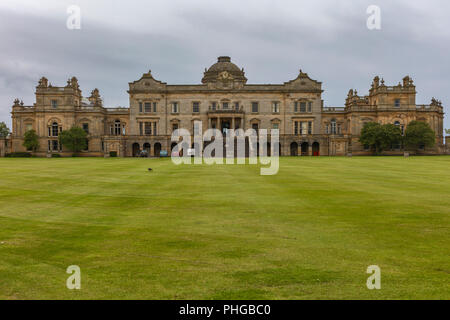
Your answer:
0;156;449;300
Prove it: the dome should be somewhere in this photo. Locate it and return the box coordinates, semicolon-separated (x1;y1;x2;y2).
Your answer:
202;56;247;84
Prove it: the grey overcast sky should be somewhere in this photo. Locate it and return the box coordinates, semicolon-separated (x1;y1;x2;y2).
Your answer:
0;0;449;130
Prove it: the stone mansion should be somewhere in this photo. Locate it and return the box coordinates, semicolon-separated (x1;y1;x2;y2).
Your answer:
6;56;447;157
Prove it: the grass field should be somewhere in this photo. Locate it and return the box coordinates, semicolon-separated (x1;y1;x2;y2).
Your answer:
0;156;449;300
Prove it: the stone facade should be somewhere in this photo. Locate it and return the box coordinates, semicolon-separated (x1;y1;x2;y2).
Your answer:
0;137;10;157
8;56;446;157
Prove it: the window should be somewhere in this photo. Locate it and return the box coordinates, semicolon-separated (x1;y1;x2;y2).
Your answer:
51;122;59;137
144;122;152;135
114;120;121;135
294;102;298;113
51;100;58;109
330;119;337;134
25;124;32;132
272;123;279;130
300;102;307;113
139;102;143;113
52;140;59;151
300;122;307;135
272;102;280;113
211;102;217;111
193;102;200;113
252;102;259;113
172;123;179;132
395;99;401;107
308;102;312;112
252;123;259;131
139;122;143;135
153;102;157;113
83;139;89;151
82;123;89;134
172;102;179;113
308;121;312;134
294;121;298;135
234;102;240;111
222;102;229;109
144;102;151;113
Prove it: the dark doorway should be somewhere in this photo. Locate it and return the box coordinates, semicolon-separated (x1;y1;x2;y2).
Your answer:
301;142;309;156
312;142;320;156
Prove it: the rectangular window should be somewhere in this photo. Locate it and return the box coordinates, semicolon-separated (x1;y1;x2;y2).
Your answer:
153;102;157;113
82;123;89;134
52;140;58;151
144;102;151;113
223;102;229;109
300;102;307;113
144;122;152;135
172;102;179;113
139;122;143;135
294;102;298;112
395;99;401;107
294;122;298;135
51;100;58;109
48;140;51;152
252;123;259;131
153;123;157;135
299;122;308;135
273;123;279;130
211;102;217;111
172;123;178;132
234;102;239;110
193;102;200;113
308;121;312;134
139;102;143;113
252;102;259;113
272;102;279;113
308;102;312;112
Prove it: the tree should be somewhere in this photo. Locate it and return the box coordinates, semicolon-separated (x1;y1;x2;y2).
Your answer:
0;122;10;137
59;126;87;154
23;129;39;152
359;122;402;155
404;121;435;151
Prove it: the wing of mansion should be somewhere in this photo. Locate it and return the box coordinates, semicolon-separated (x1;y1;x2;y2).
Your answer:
4;56;448;157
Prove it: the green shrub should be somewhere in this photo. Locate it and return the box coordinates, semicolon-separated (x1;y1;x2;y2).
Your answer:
5;152;32;158
109;151;117;157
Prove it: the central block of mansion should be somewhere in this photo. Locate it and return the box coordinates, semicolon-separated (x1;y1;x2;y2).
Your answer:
9;56;446;157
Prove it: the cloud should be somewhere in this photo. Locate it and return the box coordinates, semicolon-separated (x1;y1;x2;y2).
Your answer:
0;0;449;131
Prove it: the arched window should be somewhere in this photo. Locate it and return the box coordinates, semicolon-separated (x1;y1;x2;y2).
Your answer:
394;121;404;135
51;122;59;137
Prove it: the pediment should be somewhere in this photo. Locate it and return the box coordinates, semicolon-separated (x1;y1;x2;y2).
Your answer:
129;71;167;92
284;70;322;91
